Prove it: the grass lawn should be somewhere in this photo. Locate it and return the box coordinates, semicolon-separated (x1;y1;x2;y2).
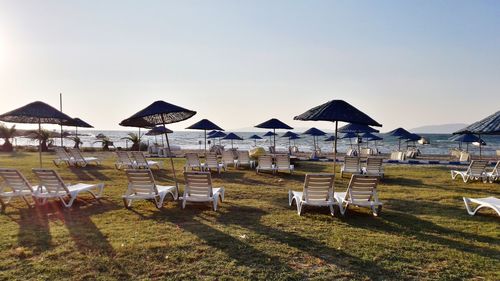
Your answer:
0;152;499;280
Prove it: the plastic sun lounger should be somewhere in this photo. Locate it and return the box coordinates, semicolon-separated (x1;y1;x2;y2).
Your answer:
288;173;337;216
184;153;203;171
486;161;499;183
68;148;100;167
131;151;162;169
340;156;361;178
256;155;274;174
53;147;74;167
362;157;384;178
123;169;176;209
335;175;382;216
32;169;104;208
463;197;500;217
451;160;488;183
203;153;225;174
236;151;255;169
182;171;224;211
275;154;294;174
0;168;35;211
115;151;137;170
221;150;237;169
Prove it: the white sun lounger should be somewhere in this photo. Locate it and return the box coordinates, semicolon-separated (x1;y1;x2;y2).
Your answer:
340;156;361;178
463;197;500;217
275;154;294;174
451;160;488;183
0;168;35;211
184;153;203;171
335;175;382;216
32;169;104;208
486;161;499;183
362;157;384;178
288;173;337;216
182;171;224;211
131;151;162;169
203;153;225;174
256;155;274;174
123;169;176;209
222;150;237;169
115;151;136;170
236;151;254;168
68;148;100;167
53;147;74;167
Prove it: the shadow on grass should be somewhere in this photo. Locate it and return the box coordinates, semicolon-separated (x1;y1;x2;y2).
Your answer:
342;209;500;260
67;166;111;181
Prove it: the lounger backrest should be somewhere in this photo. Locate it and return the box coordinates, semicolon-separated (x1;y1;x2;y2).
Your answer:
54;147;70;160
116;151;132;164
32;169;69;194
205;153;219;168
493;161;500;175
366;158;383;173
346;175;379;203
360;148;372;157
185;153;201;167
344;156;360;171
125;169;158;195
184;172;213;198
68;148;85;162
258;155;273;169
269;146;276;154
0;168;34;193
303;173;335;203
222;150;234;164
275;154;290;169
131;151;148;166
468;160;488;175
237;151;250;163
459;152;471;162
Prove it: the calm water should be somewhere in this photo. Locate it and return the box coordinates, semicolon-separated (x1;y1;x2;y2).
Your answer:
9;130;500;156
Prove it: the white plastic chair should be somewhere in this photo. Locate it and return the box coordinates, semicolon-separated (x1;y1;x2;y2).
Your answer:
221;150;236;169
131;151;162;169
275;154;294;174
203;153;225;174
53;147;74;167
115;151;136;170
486;161;499;183
340;156;361;178
256;155;274;174
362;157;384;178
184;153;203;171
288;173;337;216
68;148;100;167
463;197;500;217
182;172;224;211
0;168;35;211
236;151;254;168
451;160;488;183
123;169;176;209
32;169;104;208
335;175;382;216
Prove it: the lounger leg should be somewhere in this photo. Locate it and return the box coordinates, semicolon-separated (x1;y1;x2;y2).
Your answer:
372;205;382;216
0;198;6;213
329;204;335;216
288;190;293;206
297;201;303;215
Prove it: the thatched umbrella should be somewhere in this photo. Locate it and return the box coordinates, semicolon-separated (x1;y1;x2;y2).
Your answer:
255;118;293;149
222;133;243;149
120;100;196;195
0;101;74;167
449;133;486;152
294;100;382;173
186;119;223;153
386;127;412;151
454;110;500;158
303;127;327;152
339;123;379;153
146;126;173;147
207;131;226;146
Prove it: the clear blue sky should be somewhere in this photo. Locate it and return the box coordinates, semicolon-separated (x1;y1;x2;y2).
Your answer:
0;0;498;132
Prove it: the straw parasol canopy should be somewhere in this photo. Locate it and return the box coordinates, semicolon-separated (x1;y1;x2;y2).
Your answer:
255;118;293;149
66;117;93;138
186;119;223;153
449;133;486;152
207;131;227;145
303;127;326;151
222;132;243;149
248;134;263;146
120;100;196;194
294;100;382;173
454;110;499;157
361;132;383;149
146;126;173;146
281;131;299;149
387;127;412;151
0;101;74;167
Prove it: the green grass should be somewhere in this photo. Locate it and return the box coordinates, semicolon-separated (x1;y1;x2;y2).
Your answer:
0;152;499;280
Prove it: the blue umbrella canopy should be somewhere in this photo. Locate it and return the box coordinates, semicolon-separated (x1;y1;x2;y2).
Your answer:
146;126;173;135
263;131;277;137
248;134;263;140
222;132;243;140
324;136;336;142
361;132;383;141
119;100;196;128
294;100;382;126
303;127;327;136
186;119;223;131
207;131;227;138
282;131;299;138
66;117;93;128
340;132;358;139
255;118;293;130
289;134;301;140
387;127;412;138
338;123;379;133
207;130;219;136
454;110;500;135
449;134;485;144
405;133;422;142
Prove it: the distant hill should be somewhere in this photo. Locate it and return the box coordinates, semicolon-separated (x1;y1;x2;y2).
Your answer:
411;123;468;134
229;126;335;133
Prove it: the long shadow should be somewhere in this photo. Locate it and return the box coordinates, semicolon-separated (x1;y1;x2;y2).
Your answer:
137;205;305;279
16;205;53;254
217;205;402;280
342;209;500;260
67;166;111;181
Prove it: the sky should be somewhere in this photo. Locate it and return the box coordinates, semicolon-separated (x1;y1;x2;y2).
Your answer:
0;0;499;132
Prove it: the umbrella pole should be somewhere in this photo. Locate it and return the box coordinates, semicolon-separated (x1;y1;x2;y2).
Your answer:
333;121;338;174
398;139;401;151
357;133;360;155
231;140;234;149
466;142;469;152
60;93;63;147
273;128;276;150
204;130;207;154
38;119;42;168
162;120;179;199
138;128;141;151
479;134;482;159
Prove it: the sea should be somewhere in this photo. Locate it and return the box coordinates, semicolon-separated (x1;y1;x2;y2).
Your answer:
8;130;500;156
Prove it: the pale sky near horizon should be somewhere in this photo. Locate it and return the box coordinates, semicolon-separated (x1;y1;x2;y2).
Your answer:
0;0;498;132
